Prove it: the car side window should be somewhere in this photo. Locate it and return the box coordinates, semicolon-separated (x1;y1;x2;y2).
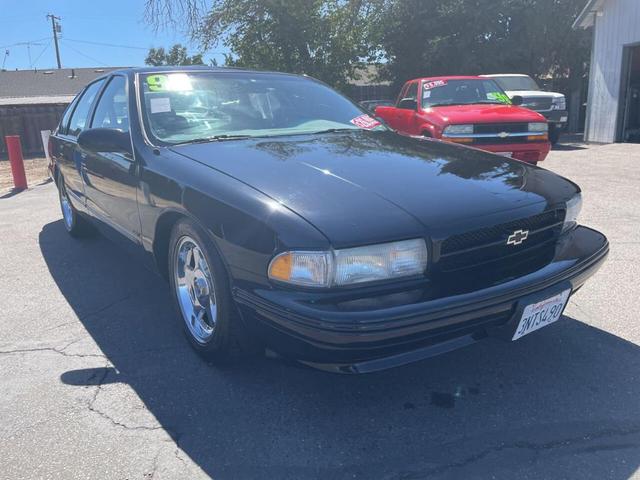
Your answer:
91;76;129;132
67;79;105;137
58;95;80;135
396;84;409;106
397;82;418;109
406;82;418;102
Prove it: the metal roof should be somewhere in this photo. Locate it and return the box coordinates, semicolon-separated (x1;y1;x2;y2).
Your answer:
573;0;607;29
0;67;123;104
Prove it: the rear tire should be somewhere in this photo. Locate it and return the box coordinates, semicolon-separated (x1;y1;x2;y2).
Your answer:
168;218;258;363
57;174;91;237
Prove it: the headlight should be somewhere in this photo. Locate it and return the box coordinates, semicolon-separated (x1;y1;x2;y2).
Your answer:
562;193;582;233
268;239;428;287
528;122;548;133
444;124;474;135
552;97;566;110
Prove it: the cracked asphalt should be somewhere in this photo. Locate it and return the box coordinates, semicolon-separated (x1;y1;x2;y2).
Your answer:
1;142;639;479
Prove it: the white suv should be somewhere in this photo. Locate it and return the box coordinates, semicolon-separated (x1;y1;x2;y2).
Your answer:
482;74;568;144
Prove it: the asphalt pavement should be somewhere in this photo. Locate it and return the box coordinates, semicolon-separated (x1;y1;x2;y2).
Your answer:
1;142;639;479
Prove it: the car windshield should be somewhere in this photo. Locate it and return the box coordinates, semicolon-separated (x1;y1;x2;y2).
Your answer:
139;71;386;144
492;75;540;91
421;79;512;108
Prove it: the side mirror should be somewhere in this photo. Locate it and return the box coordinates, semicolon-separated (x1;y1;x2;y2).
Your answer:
511;95;524;106
398;98;418;110
77;128;132;155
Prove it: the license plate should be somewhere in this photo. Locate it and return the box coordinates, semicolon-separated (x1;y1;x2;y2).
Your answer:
496;152;513;158
512;289;571;341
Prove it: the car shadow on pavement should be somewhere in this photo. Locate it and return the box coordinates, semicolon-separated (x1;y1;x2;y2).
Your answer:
552;142;589;152
40;220;640;479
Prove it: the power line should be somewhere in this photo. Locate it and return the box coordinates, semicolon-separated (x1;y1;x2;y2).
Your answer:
64;38;149;51
60;40;109;67
30;40;52;69
0;37;51;50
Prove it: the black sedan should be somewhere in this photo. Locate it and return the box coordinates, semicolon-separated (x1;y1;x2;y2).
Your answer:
49;67;608;373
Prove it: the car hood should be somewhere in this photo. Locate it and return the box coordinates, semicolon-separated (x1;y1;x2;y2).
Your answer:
171;131;577;247
425;104;546;125
504;90;564;99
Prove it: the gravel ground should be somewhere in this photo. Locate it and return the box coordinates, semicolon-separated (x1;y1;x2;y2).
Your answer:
0;157;50;192
0;141;639;479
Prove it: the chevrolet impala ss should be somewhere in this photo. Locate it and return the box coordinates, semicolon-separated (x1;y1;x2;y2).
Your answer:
49;67;608;373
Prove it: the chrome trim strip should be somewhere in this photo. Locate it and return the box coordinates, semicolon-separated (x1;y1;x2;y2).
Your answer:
443;131;548;139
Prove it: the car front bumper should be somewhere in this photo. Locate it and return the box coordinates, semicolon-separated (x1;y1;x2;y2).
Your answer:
233;226;608;373
471;141;551;163
541;110;569;125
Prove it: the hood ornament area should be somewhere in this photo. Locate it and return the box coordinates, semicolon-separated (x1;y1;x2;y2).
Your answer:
507;229;529;246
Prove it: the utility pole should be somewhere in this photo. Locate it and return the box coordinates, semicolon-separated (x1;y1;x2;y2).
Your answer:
47;14;62;69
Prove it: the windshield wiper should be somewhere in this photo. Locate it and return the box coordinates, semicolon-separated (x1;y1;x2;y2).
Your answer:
310;128;360;135
174;134;252;145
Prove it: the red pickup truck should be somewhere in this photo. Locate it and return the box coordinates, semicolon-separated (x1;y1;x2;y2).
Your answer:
375;76;551;164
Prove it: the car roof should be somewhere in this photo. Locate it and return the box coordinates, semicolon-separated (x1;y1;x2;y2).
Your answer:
108;65;302;78
481;74;531;78
407;75;486;83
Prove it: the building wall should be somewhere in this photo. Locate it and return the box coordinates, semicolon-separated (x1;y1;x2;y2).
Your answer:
0;104;67;157
586;0;640;142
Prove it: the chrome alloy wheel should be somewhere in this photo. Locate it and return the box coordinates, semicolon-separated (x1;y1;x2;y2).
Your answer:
174;236;218;344
59;181;74;230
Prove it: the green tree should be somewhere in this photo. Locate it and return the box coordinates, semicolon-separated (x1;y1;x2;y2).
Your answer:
144;0;590;90
371;0;590;89
146;0;376;89
145;43;205;66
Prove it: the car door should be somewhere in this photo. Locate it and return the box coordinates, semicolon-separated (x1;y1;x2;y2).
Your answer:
55;79;106;204
383;83;409;131
396;81;419;134
82;74;141;243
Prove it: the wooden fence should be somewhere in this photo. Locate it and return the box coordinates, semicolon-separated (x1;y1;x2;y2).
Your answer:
0;104;67;158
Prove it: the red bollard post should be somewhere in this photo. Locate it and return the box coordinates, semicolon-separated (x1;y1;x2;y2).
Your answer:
5;135;28;191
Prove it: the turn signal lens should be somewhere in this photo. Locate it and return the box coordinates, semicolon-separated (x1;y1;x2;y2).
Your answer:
268;251;331;287
448;137;474;143
562;192;582;233
527;133;548;141
268;252;292;281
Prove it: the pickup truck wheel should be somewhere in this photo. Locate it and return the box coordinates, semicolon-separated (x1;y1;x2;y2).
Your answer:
57;175;90;237
168;219;257;362
549;125;560;145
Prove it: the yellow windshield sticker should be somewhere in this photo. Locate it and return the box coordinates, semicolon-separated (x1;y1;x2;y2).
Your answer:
146;74;193;92
146;74;168;92
487;92;511;104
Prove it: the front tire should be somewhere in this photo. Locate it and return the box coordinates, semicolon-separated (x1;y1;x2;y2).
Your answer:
168;219;255;362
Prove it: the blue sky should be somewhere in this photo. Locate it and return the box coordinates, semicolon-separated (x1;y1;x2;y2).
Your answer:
0;0;227;70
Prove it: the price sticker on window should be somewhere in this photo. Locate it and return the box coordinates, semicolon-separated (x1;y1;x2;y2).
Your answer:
350;114;381;130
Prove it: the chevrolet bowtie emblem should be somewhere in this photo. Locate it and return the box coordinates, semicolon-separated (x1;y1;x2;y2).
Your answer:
507;229;529;246
498;131;510;138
